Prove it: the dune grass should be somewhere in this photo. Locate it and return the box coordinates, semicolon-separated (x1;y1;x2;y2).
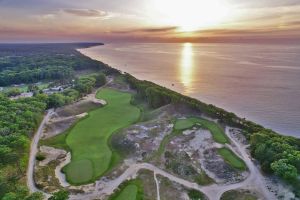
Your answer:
217;147;246;171
60;88;140;184
195;171;215;185
221;190;257;200
174;117;229;144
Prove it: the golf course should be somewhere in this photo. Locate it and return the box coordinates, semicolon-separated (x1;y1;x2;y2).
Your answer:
111;184;138;200
174;117;229;144
217;147;246;170
63;88;140;184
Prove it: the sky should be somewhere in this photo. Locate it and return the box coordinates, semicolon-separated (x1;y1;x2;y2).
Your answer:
0;0;300;43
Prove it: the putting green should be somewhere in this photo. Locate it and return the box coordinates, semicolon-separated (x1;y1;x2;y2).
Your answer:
175;117;229;144
64;88;140;184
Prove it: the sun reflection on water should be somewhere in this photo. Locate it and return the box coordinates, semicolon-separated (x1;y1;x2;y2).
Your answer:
180;43;194;93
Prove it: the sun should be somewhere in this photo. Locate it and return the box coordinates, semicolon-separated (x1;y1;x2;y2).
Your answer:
150;0;231;32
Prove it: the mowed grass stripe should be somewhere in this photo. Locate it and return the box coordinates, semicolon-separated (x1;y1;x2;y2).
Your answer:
174;117;229;144
64;88;140;184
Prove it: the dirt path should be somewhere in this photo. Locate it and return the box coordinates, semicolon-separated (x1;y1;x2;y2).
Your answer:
28;110;274;200
154;173;161;200
224;127;275;199
27;79;274;200
29;119;274;200
27;109;53;198
70;126;276;200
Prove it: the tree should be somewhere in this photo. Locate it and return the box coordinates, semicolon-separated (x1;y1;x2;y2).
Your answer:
63;89;79;103
25;192;44;200
48;93;66;108
74;77;96;94
48;190;69;200
27;84;39;93
93;73;106;87
271;159;298;181
5;88;21;97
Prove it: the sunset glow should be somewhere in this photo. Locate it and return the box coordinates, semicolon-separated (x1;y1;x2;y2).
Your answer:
0;0;300;42
180;43;194;91
150;0;232;32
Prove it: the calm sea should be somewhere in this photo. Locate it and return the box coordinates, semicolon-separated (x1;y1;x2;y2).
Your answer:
79;43;300;137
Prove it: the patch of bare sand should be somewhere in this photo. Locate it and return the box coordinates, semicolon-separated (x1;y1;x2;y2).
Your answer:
38;146;67;167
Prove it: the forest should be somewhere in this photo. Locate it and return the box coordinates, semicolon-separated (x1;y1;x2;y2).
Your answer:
0;72;107;200
0;43;106;86
0;43;110;200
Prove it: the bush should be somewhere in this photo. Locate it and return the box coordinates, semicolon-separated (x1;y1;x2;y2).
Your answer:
93;73;106;87
36;153;46;161
48;190;69;200
5;88;21;97
188;189;204;200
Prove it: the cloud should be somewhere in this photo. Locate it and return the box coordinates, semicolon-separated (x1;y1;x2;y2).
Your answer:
63;8;113;19
113;26;178;34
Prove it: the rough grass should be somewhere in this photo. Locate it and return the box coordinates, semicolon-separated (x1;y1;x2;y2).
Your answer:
40;131;70;151
221;190;257;200
195;171;214;185
174;117;229;144
35;160;62;193
63;88;140;184
217;148;246;171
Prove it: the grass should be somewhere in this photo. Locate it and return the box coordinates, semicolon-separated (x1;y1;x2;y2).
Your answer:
154;129;181;159
113;185;138;200
34;160;63;193
109;179;144;200
221;190;257;200
2;82;49;92
174;117;229;144
195;171;214;185
188;189;205;200
62;88;140;184
217;147;247;171
40;131;70;151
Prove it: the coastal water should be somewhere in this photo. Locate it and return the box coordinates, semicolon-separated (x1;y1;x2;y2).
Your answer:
80;43;300;137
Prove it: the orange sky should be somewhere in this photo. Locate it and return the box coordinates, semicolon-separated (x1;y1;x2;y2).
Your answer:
0;0;300;43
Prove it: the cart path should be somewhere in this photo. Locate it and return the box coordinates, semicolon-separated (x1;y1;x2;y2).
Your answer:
27;109;53;199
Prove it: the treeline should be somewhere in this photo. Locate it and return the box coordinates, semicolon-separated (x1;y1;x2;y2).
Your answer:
0;66;74;86
250;130;300;195
47;73;106;108
0;43;107;86
124;73;300;195
0;94;47;200
125;74;263;134
0;72;106;199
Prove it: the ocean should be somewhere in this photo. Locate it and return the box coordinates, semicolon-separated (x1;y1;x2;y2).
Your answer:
79;43;300;137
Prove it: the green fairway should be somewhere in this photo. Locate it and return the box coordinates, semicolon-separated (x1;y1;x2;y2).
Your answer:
217;148;246;170
174;117;229;144
64;88;140;184
113;184;138;200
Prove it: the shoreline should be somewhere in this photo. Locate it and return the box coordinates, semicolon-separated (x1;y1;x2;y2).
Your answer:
78;46;298;139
